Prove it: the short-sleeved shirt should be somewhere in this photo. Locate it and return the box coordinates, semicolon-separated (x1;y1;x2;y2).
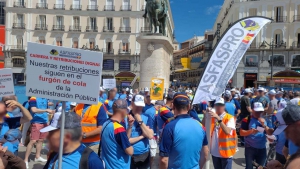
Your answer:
104;100;115;113
285;140;300;155
119;94;127;99
47;144;104;169
241;116;268;149
268;98;278;114
240;96;251;116
251;96;269;109
99;93;107;104
230;98;241;110
101;120;131;169
144;106;157;135
82;104;108;146
29;97;49;124
126;112;153;155
276;132;286;155
142;103;154;113
211;113;235;157
159;114;206;169
225;102;237;116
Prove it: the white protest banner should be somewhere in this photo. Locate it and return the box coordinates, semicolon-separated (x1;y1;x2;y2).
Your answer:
0;69;15;97
193;16;272;104
103;79;116;89
26;42;103;105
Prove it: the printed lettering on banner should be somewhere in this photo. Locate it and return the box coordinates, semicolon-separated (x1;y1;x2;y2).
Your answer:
0;69;15;97
25;42;103;105
103;79;116;89
193;17;272;104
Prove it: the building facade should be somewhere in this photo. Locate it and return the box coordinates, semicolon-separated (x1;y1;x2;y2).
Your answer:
172;30;214;87
0;0;5;67
213;0;300;88
4;0;175;86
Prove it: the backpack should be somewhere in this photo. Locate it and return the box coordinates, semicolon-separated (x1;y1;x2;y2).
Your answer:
43;147;93;169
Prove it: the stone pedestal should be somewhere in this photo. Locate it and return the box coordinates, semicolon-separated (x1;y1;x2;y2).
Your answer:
137;34;174;89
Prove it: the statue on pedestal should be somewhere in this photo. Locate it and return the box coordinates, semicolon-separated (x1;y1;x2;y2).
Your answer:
143;0;168;36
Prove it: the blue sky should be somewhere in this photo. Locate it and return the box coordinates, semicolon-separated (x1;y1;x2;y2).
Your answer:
170;0;224;43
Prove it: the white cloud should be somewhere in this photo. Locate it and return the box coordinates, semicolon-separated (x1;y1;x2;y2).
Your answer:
205;5;222;15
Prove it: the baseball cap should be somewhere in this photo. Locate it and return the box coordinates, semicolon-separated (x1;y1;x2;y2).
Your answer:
234;94;239;99
133;94;145;107
173;93;190;106
144;87;150;92
215;97;225;105
126;88;129;92
155;100;165;106
274;105;300;135
269;90;276;95
230;88;236;92
244;88;252;93
258;87;265;91
0;129;22;144
224;90;231;98
253;102;264;111
70;102;77;106
40;112;81;133
99;87;105;92
277;91;283;95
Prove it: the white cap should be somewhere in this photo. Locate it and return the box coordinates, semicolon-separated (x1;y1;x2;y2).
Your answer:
185;90;189;93
253;102;264;111
126;88;129;91
244;88;252;93
189;90;193;93
215;97;225;105
144;87;149;92
277;91;283;95
273;110;288;135
130;89;133;94
258;87;265;91
269;90;276;95
70;102;77;106
230;88;236;92
133;95;145;107
99;87;105;91
40;112;61;133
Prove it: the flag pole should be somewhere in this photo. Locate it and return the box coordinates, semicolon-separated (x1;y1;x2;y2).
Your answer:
58;101;66;169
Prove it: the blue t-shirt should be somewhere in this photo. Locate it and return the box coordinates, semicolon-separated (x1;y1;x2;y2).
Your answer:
286;140;299;155
225;102;237;116
189;109;201;122
198;102;208;114
251;96;269;109
119;94;127;99
104;100;115;113
159;114;206;169
144;107;157;135
82;104;108;146
99;93;107;103
115;93;120;100
47;144;104;169
241;116;269;149
0;117;21;153
230;98;241;110
29;97;48;124
101;120;131;169
126;112;153;155
142;103;154;113
276;132;286;155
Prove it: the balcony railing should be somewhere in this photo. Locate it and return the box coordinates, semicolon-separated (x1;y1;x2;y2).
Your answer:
291;41;300;48
103;26;114;32
35;24;48;30
53;4;65;10
69;25;81;32
7;45;27;51
13;2;26;8
13;62;25;68
273;16;287;23
102;48;114;54
119;49;131;54
293;15;300;22
86;26;98;32
87;5;98;11
12;23;26;29
140;27;151;33
104;5;115;11
245;62;258;67
36;3;48;9
52;25;65;31
141;5;146;11
70;5;82;10
120;5;132;11
119;27;131;33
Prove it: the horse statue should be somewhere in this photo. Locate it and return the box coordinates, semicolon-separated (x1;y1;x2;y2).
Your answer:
143;0;168;36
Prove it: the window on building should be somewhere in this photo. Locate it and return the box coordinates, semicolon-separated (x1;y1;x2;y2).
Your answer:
73;39;78;48
17;38;23;49
56;39;62;46
120;40;129;53
73;16;80;28
122;17;130;27
103;59;114;70
0;2;5;25
105;17;113;31
90;41;95;49
57;16;63;26
292;55;300;67
15;14;24;24
89;17;97;30
269;55;285;67
275;6;283;22
249;8;257;16
245;55;258;67
119;60;131;71
13;73;25;85
37;15;46;29
175;46;177;50
39;37;45;44
12;58;25;68
106;41;113;53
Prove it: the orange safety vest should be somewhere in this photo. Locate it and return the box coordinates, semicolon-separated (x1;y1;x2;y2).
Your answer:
210;113;237;158
75;102;102;143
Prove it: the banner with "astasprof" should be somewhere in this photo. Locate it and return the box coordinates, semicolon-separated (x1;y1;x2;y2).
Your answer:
26;42;103;105
193;16;272;104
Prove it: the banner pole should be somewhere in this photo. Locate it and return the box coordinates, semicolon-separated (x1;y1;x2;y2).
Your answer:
58;101;66;169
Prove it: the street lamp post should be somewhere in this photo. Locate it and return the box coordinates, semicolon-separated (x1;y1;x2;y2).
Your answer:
260;39;275;80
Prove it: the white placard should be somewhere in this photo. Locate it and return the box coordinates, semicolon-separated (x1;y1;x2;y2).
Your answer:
0;69;15;97
103;79;116;89
26;42;103;105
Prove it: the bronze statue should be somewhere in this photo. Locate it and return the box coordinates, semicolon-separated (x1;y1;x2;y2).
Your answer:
143;0;168;36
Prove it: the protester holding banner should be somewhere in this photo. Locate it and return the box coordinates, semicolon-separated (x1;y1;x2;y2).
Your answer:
42;112;104;169
24;97;54;168
75;100;107;153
